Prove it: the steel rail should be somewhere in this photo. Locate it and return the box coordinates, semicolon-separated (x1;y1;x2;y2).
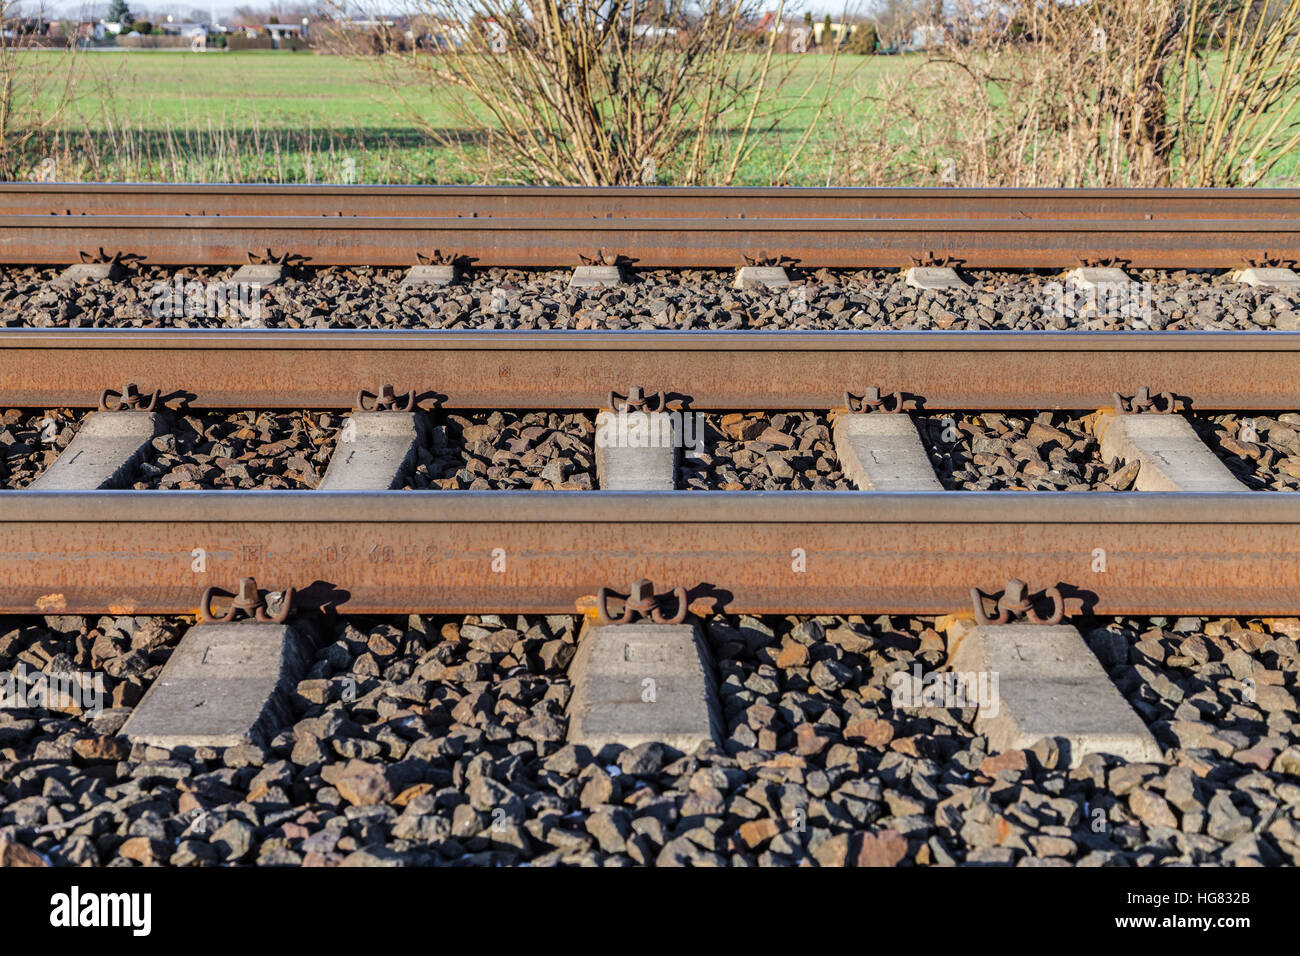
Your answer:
1;214;1297;267
0;329;1294;411
5;184;1300;221
0;490;1295;616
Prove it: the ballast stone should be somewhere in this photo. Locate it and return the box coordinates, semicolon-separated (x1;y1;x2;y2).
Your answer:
52;262;124;288
122;622;311;749
30;411;166;490
566;620;722;753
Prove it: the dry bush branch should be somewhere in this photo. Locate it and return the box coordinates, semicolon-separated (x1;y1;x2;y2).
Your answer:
0;1;83;180
819;0;1300;187
328;0;844;185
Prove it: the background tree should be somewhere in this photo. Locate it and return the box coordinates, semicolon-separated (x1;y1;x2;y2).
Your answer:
847;20;876;53
106;0;133;24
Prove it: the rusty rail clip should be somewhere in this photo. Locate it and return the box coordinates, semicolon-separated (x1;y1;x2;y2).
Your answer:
100;382;161;412
742;252;798;268
607;386;667;413
416;249;464;267
78;248;144;266
1076;255;1130;269
356;384;416;412
579;248;623;267
1245;251;1297;269
844;387;911;414
200;576;294;624
597;578;688;626
247;248;309;266
1113;387;1179;414
910;250;964;268
971;578;1064;626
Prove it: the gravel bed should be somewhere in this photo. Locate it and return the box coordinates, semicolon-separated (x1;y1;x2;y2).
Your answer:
404;412;595;490
11;407;1299;495
0;408;84;489
914;411;1124;491
678;413;851;490
1083;615;1300;865
3;265;1297;331
131;411;342;490
1189;413;1300;491
2;611;1296;867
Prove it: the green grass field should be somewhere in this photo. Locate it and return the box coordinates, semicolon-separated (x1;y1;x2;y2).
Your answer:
22;49;903;185
16;47;1300;186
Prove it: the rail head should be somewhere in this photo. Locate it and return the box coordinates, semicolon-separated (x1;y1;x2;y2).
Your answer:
4;489;1300;525
0;327;1298;352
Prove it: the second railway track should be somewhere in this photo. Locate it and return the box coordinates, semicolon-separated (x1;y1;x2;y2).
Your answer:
1;184;1298;268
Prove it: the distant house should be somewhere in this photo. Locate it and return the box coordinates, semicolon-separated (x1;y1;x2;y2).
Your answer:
264;22;306;40
42;19;98;38
813;20;851;45
907;23;945;50
483;17;506;53
161;21;209;37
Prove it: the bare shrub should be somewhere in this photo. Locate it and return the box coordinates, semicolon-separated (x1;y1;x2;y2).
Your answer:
328;0;844;185
816;0;1300;187
0;1;82;180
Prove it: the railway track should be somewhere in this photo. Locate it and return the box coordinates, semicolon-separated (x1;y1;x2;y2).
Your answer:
6;183;1299;220
0;327;1295;617
1;186;1299;871
0;185;1297;267
2;213;1295;268
0;329;1293;409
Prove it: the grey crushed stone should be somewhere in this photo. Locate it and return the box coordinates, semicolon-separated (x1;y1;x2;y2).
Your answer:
678;412;851;490
1189;412;1300;492
3;265;1297;331
0;408;84;489
404;412;594;490
132;411;342;490
914;411;1125;491
2;611;1297;866
7;406;1300;492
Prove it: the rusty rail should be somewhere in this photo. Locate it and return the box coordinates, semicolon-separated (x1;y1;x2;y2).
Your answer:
6;183;1300;220
1;213;1297;268
0;491;1295;616
0;329;1294;411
